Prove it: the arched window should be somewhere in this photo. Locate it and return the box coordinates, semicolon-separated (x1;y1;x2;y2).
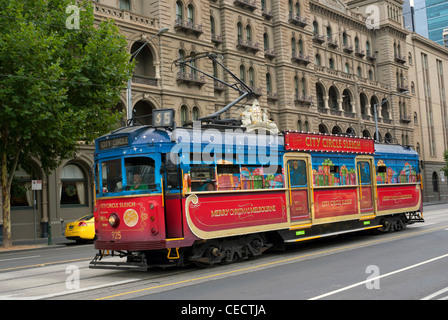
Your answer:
266;73;272;93
60;164;87;206
180;105;188;125
178;49;186;73
298;39;303;54
11;166;35;207
187;4;194;23
329;58;335;69
246;25;252;41
192;106;200;121
291;37;296;54
264;33;269;50
432;172;439;192
120;0;131;10
248;67;255;87
357;66;362;77
366;41;370;56
344;63;350;73
210;16;216;35
368;69;373;80
315;54;321;66
326;25;332;39
313;20;319;34
354;36;359;51
237;22;243;40
295;2;301;16
240;65;245;82
176;1;183;20
342;32;348;46
301;77;306;95
294;76;299;95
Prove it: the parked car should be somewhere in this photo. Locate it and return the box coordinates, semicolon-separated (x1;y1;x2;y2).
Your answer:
65;214;95;243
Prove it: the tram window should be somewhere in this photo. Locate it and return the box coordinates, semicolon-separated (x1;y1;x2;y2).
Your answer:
357;162;371;185
102;159;122;193
164;153;181;190
217;165;240;190
124;157;156;191
190;164;216;191
287;160;307;187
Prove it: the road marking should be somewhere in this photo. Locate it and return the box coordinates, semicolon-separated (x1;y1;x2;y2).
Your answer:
0;255;40;262
96;224;448;300
309;253;448;300
0;279;141;300
0;258;90;272
421;286;448;300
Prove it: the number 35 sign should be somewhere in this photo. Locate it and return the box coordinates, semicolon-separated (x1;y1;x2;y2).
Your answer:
152;109;175;127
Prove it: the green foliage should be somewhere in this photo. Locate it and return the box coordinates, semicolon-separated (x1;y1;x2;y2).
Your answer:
0;0;134;245
442;150;448;177
0;0;133;174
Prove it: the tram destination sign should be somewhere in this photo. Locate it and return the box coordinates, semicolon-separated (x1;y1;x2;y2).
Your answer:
284;132;375;154
98;136;129;150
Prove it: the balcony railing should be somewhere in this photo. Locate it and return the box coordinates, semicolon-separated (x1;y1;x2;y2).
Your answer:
394;54;406;64
291;52;311;65
355;49;365;57
237;38;260;53
366;53;376;61
288;14;308;27
397;84;409;92
174;19;203;37
177;71;206;87
132;75;158;87
262;8;273;20
267;91;279;101
212;34;223;45
313;33;325;44
400;115;412;123
234;0;257;12
264;48;276;59
327;38;338;48
294;94;313;105
343;45;353;53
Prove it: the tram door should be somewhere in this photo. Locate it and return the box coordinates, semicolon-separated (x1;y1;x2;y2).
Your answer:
285;156;312;223
162;153;184;239
356;157;376;216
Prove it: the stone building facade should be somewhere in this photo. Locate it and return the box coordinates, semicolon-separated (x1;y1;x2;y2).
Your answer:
1;0;447;241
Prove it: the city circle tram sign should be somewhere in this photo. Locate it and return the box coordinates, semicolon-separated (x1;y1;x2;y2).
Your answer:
284;131;375;154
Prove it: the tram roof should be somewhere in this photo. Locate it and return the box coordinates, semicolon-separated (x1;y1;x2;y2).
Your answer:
374;143;418;158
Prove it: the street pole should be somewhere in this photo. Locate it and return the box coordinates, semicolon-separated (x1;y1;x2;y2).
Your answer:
126;27;169;125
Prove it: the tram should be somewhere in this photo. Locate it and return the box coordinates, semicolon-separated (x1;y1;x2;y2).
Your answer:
89;108;424;270
89;52;423;269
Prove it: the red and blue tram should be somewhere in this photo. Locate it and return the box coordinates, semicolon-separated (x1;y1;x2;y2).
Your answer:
90;118;424;269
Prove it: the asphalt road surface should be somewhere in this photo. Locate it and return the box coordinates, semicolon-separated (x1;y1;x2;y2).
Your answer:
0;203;447;304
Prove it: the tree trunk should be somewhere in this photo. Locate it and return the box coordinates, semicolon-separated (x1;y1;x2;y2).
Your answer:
1;152;12;248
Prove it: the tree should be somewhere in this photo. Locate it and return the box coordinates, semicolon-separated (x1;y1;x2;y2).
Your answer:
442;150;448;178
0;0;134;247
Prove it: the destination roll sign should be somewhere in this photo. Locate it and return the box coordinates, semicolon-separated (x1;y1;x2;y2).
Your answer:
284;131;375;154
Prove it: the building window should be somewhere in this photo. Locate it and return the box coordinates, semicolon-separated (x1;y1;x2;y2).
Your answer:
237;22;243;40
11;167;35;207
60;164;87;206
266;73;272;93
248;67;255;87
344;63;349;73
119;0;131;10
240;65;245;82
176;1;183;20
187;4;194;23
313;20;319;34
329;58;335;69
315;54;321;66
180;105;188;125
192;106;200;121
432;172;439;192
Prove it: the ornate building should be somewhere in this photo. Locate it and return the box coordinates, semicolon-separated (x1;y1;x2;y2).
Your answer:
2;0;447;241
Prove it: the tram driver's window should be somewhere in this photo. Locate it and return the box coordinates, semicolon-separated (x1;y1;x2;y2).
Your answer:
125;157;156;191
288;160;307;187
102;159;122;193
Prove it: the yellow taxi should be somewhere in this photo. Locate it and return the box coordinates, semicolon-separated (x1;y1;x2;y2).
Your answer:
65;214;95;243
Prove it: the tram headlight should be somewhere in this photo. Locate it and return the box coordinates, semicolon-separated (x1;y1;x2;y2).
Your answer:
108;213;120;228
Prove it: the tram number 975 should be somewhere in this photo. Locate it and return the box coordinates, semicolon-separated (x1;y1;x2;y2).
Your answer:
111;231;121;240
153;109;174;127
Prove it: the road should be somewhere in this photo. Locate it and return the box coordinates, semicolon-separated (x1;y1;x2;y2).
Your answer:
0;203;447;304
